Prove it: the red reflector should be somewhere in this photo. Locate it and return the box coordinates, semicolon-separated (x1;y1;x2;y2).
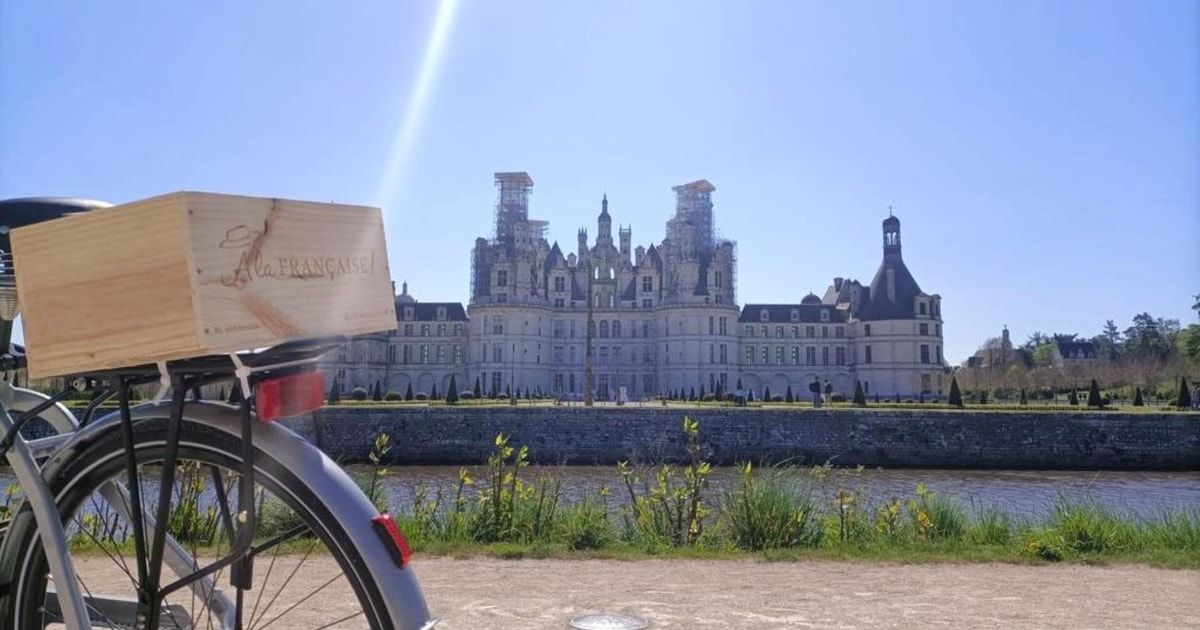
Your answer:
371;514;413;568
256;372;325;422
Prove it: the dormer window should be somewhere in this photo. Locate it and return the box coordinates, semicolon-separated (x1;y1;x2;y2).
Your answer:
919;302;927;316
760;309;769;322
437;307;447;321
820;310;829;322
790;309;799;322
404;307;414;320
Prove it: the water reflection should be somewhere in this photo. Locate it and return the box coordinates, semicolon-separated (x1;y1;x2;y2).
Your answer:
365;465;1200;521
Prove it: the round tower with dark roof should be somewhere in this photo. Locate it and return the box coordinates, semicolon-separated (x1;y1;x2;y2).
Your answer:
849;213;944;399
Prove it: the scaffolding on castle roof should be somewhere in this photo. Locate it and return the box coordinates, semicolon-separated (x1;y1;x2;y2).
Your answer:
493;172;533;244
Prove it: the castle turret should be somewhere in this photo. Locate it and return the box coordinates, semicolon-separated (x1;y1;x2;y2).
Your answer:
577;228;589;264
619;225;631;262
597;194;612;247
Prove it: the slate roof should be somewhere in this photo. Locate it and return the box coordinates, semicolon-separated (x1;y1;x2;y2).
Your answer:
1055;341;1097;360
738;304;848;324
856;256;924;320
395;302;468;321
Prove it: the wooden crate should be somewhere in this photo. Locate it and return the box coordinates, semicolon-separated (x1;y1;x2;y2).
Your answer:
11;191;398;379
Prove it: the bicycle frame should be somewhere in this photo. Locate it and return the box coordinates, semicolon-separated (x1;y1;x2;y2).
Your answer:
0;376;436;629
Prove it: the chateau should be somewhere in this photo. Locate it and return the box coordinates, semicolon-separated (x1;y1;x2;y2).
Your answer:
319;173;946;400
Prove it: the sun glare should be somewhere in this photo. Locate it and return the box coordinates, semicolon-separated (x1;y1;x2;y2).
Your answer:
374;0;461;210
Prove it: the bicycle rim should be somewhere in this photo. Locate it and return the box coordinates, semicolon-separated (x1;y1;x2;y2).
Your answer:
5;418;388;629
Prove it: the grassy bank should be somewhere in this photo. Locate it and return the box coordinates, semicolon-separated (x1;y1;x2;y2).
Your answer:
376;420;1199;569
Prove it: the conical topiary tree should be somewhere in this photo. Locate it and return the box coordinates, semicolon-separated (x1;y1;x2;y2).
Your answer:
736;378;744;391
699;384;706;399
918;392;925;404
764;386;772;402
372;380;383;402
405;383;414;401
1177;376;1192;409
747;388;754;403
431;383;440;400
1019;388;1028;405
853;380;866;406
785;385;794;404
1133;386;1144;406
1068;389;1079;406
948;377;963;408
690;386;696;401
446;375;459;404
326;378;338;405
1087;378;1104;408
474;376;482;399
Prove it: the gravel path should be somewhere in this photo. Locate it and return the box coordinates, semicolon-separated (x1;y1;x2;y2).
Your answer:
414;557;1199;630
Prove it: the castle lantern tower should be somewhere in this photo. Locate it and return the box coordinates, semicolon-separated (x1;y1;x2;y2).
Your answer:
597;194;613;247
883;213;901;257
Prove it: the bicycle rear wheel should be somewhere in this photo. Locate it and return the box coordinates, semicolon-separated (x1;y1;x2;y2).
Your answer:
1;416;393;629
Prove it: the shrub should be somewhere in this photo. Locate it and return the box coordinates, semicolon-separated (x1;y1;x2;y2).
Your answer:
948;377;963;408
351;387;369;401
1133;387;1144;406
830;394;846;403
384;391;403;401
701;394;716;402
771;396;784;403
558;498;617;551
721;463;822;551
1048;499;1130;555
459;392;474;400
1087;378;1104;408
415;393;428;401
1177;376;1192;409
853;381;866;406
446;375;459;404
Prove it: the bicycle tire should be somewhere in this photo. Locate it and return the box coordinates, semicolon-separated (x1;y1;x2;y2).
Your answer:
0;416;393;629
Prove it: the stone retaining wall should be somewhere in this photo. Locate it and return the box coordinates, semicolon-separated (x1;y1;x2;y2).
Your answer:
279;406;1200;470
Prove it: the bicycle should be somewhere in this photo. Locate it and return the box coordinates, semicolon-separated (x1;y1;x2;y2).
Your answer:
0;197;439;629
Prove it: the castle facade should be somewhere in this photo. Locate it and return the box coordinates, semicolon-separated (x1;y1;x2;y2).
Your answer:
319;173;946;400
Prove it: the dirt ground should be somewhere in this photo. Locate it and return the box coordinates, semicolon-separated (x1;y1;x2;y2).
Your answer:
67;556;1198;629
413;557;1199;630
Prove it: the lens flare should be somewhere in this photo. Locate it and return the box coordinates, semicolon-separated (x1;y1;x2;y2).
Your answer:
375;0;461;210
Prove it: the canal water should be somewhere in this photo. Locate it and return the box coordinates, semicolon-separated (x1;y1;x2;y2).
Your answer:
363;465;1200;521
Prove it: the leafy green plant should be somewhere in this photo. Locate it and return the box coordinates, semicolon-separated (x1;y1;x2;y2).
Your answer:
722;462;821;550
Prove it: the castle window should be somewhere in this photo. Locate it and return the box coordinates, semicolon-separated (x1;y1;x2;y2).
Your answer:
554;276;566;292
454;324;463;336
709;344;715;364
806;347;816;365
491;317;504;334
919;323;929;336
836;347;845;365
388;345;396;364
642;298;653;308
599;321;609;338
761;347;769;364
402;346;412;364
421;324;430;337
935;324;941;337
864;324;871;336
919;302;927;316
746;346;755;364
920;345;930;364
404;307;414;320
792;326;799;338
420;345;430;364
790;309;799;322
719;317;728;335
497;270;508;287
760;325;767;338
496;294;507;303
822;326;828;338
436;345;446;363
776;346;784;365
454;345;463;364
437;323;446;337
709;316;714;335
555;298;565;308
760;309;769;322
613;320;622;338
609;294;615;308
822;347;829;365
865;346;872;364
715;294;723;304
835;326;844;339
437;307;447;321
492;345;503;362
642;276;653;292
791;347;799;365
404;324;413;336
776;326;784;338
936;345;942;364
720;344;727;363
715;270;723;288
806;326;815;338
820;310;829;322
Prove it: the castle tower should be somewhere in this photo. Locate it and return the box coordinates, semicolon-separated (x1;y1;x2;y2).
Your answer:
619;225;632;263
493;172;533;246
597;194;612;247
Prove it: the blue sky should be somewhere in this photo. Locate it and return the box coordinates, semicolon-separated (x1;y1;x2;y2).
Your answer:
2;0;1196;364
